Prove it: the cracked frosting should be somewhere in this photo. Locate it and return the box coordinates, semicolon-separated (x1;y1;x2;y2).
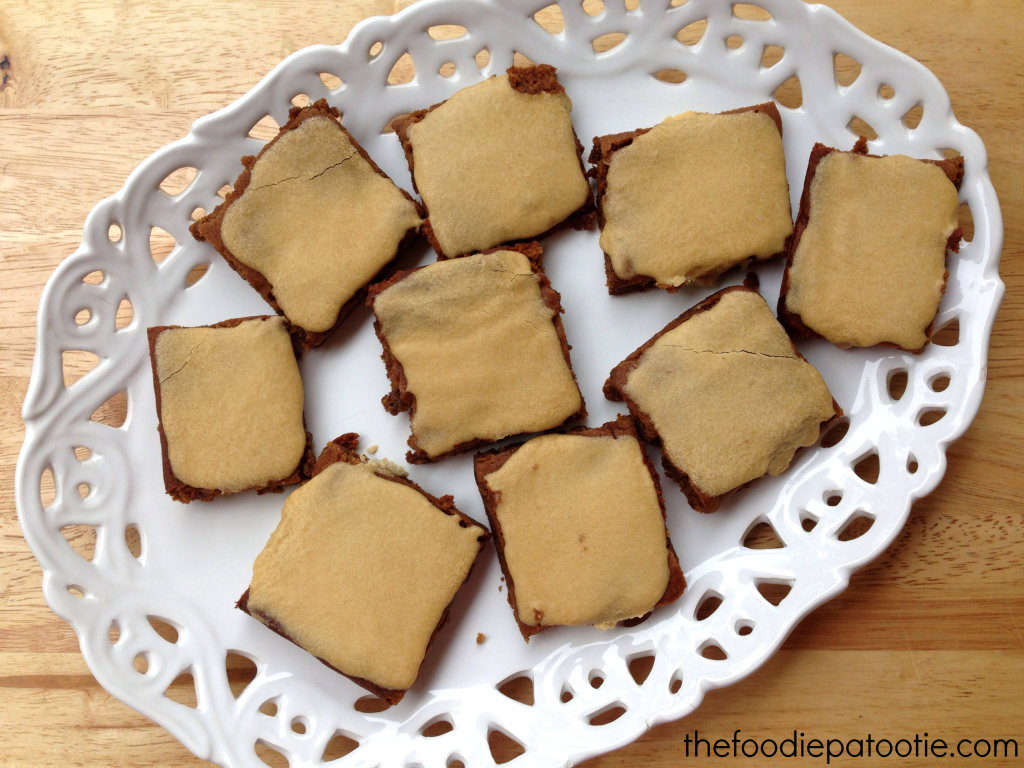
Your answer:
220;116;422;332
484;433;670;629
154;317;306;492
785;151;959;350
372;249;583;458
601;110;793;287
406;75;590;257
247;460;485;692
622;290;835;498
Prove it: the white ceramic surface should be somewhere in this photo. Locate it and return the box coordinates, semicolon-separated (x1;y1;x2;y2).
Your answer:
17;0;1004;766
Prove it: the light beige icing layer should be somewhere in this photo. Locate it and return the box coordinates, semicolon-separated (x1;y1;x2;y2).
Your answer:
601;111;793;287
373;250;582;457
623;290;835;498
485;433;669;628
221;117;422;332
786;151;959;350
407;75;590;256
248;460;484;692
155;317;306;492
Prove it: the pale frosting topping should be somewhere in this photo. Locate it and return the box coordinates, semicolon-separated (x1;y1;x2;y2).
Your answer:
247;460;484;692
485;433;669;628
622;290;835;498
786;151;959;350
155;317;306;492
373;250;583;458
221;117;422;332
407;75;590;256
601;110;793;287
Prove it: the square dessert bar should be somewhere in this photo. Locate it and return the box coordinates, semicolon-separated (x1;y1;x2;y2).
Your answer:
589;102;794;294
368;242;586;463
778;138;964;352
394;64;594;259
589;102;793;294
147;316;313;503
605;285;841;514
239;434;489;704
191;99;423;349
474;415;685;640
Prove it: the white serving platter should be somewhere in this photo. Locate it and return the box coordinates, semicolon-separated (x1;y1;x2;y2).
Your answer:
17;0;1003;766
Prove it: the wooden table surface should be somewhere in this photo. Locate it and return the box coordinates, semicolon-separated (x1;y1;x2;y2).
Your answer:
1;1;1022;766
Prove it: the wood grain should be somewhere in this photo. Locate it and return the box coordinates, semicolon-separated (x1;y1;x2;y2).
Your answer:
1;1;1022;766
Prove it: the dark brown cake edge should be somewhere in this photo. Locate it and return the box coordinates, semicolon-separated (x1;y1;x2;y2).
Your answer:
776;138;965;354
393;64;596;261
603;285;844;513
472;414;685;641
366;241;587;464
588;101;790;295
188;98;425;350
147;316;316;503
237;433;490;706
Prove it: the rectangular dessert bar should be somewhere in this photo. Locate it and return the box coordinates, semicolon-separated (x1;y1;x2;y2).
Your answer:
191;99;423;349
589;102;792;294
777;137;965;353
605;285;842;513
368;241;585;463
148;315;314;503
239;433;489;704
394;64;594;259
474;415;685;640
